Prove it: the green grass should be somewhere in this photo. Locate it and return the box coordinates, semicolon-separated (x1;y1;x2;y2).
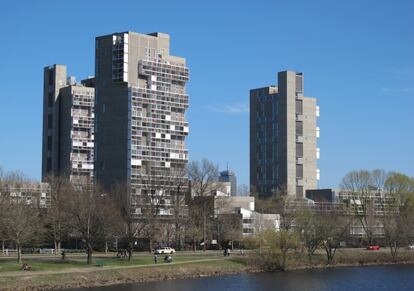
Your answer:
0;253;221;273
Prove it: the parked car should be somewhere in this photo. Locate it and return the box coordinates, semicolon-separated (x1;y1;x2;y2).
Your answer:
154;247;175;254
407;245;414;250
366;245;380;251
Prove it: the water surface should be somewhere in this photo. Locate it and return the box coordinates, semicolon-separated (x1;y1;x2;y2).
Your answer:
71;264;414;291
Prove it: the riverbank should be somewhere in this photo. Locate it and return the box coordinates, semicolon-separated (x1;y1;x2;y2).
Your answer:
0;257;254;291
1;249;414;290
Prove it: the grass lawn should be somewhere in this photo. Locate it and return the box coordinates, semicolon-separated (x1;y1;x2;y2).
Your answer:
0;252;222;273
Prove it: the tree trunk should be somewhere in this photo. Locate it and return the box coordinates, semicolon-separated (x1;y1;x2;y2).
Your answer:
281;249;287;271
149;238;153;254
127;241;133;261
105;241;108;253
2;240;4;255
86;243;93;265
17;245;22;264
203;214;207;252
193;238;197;252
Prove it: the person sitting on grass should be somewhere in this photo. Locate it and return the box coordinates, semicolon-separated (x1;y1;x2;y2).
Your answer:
164;255;172;263
21;263;32;271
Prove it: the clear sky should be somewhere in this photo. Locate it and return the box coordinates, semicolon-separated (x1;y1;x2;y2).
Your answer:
0;0;413;188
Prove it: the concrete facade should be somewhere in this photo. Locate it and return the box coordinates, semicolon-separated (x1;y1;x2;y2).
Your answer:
95;31;189;217
42;65;95;184
250;71;319;198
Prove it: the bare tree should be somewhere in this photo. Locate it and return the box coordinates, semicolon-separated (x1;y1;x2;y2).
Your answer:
64;183;104;264
295;207;323;264
188;159;220;251
318;213;350;265
42;175;71;254
217;213;242;250
0;172;43;263
168;168;189;250
340;170;377;245
109;182;145;260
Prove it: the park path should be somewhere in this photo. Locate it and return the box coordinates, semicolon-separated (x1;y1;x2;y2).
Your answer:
0;257;225;278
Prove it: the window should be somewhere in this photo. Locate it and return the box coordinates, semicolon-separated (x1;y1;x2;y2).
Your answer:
48;93;53;104
47;136;52;150
296;143;303;157
295;74;303;93
295;100;303;114
296;164;303;178
296;121;303;136
48;70;54;85
47;158;52;172
48;114;53;129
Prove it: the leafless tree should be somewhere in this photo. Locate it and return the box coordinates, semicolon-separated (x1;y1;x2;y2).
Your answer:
167;167;189;250
110;182;142;260
295;207;324;264
64;183;104;264
42;175;72;253
187;159;220;251
0;171;43;263
216;213;242;249
340;170;377;245
318;212;350;265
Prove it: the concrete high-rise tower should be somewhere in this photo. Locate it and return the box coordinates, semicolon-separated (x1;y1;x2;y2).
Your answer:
42;65;95;184
250;71;320;198
95;31;189;216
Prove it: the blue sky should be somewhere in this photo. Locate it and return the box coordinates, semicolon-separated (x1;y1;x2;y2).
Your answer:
0;0;413;188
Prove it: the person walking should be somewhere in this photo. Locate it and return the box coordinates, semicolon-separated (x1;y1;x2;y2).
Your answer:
154;254;158;264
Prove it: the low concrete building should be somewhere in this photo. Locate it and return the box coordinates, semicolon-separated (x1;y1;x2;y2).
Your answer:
0;182;50;208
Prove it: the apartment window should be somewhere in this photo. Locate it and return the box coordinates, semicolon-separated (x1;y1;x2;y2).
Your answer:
295;74;303;93
48;114;53;128
48;93;53;104
295;100;303;115
48;71;54;85
296;121;303;136
296;164;303;178
47;158;52;172
47;136;52;150
296;143;303;157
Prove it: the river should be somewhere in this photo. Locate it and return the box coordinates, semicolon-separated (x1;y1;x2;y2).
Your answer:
71;264;414;291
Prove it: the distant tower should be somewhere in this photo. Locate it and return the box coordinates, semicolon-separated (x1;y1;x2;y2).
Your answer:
250;71;320;198
219;167;237;196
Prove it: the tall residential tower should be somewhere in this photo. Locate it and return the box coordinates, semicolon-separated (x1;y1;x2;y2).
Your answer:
250;71;320;198
42;65;95;184
95;31;189;216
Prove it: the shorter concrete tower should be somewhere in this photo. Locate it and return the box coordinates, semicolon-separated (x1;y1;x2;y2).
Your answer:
250;71;320;198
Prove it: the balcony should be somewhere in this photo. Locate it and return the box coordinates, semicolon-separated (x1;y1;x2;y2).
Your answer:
296;178;304;187
296;135;304;143
296;114;303;121
296;157;303;164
